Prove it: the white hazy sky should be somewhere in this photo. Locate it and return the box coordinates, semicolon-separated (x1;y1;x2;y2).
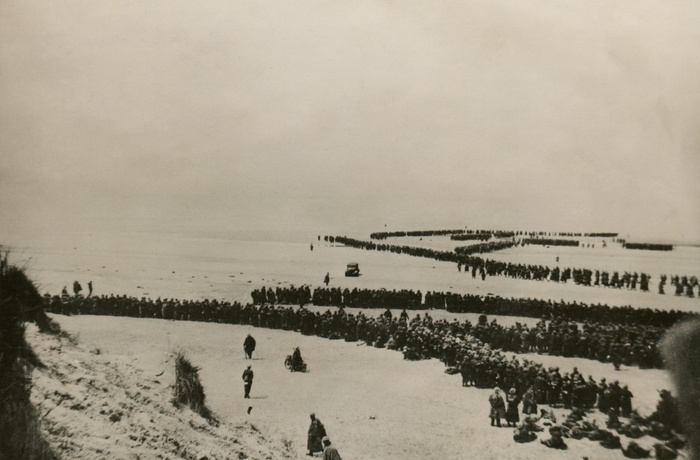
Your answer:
1;0;699;241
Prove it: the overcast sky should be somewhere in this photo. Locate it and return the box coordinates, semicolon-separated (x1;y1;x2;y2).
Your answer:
1;0;699;241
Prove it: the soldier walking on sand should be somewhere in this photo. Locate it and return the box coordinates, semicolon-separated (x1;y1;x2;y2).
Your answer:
242;365;254;399
307;413;326;456
244;334;256;359
324;272;330;286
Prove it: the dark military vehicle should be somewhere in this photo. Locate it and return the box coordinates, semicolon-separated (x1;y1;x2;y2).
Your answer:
345;262;360;277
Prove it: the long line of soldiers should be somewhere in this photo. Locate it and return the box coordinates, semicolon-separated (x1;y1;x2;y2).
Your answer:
252;287;686;369
256;285;697;328
521;238;580;247
454;240;516;256
329;236;699;297
367;229;618;240
44;292;637;417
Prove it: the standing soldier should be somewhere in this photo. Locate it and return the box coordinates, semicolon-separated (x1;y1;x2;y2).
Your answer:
324;272;330;286
73;280;83;297
61;286;70;302
242;365;254;399
307;413;326;456
489;387;506;427
244;334;256;360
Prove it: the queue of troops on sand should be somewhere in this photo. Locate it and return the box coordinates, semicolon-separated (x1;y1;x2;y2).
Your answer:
257;286;688;370
328;235;700;298
47;292;687;458
262;285;697;329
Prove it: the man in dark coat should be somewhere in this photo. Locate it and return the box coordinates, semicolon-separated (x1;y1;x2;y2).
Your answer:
242;365;254;399
244;334;256;359
489;387;506;427
505;388;521;427
307;413;326;456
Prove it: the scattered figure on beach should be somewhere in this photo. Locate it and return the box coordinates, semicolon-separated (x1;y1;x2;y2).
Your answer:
61;286;70;301
310;243;314;251
522;387;537;415
489;387;506;427
324;272;330;286
322;436;342;460
87;281;93;296
541;426;567;449
73;280;82;297
286;347;307;372
307;413;326;456
244;334;256;360
242;365;254;399
505;388;521;427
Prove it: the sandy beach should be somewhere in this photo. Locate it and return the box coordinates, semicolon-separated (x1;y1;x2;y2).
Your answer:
6;230;694;460
49;313;673;460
